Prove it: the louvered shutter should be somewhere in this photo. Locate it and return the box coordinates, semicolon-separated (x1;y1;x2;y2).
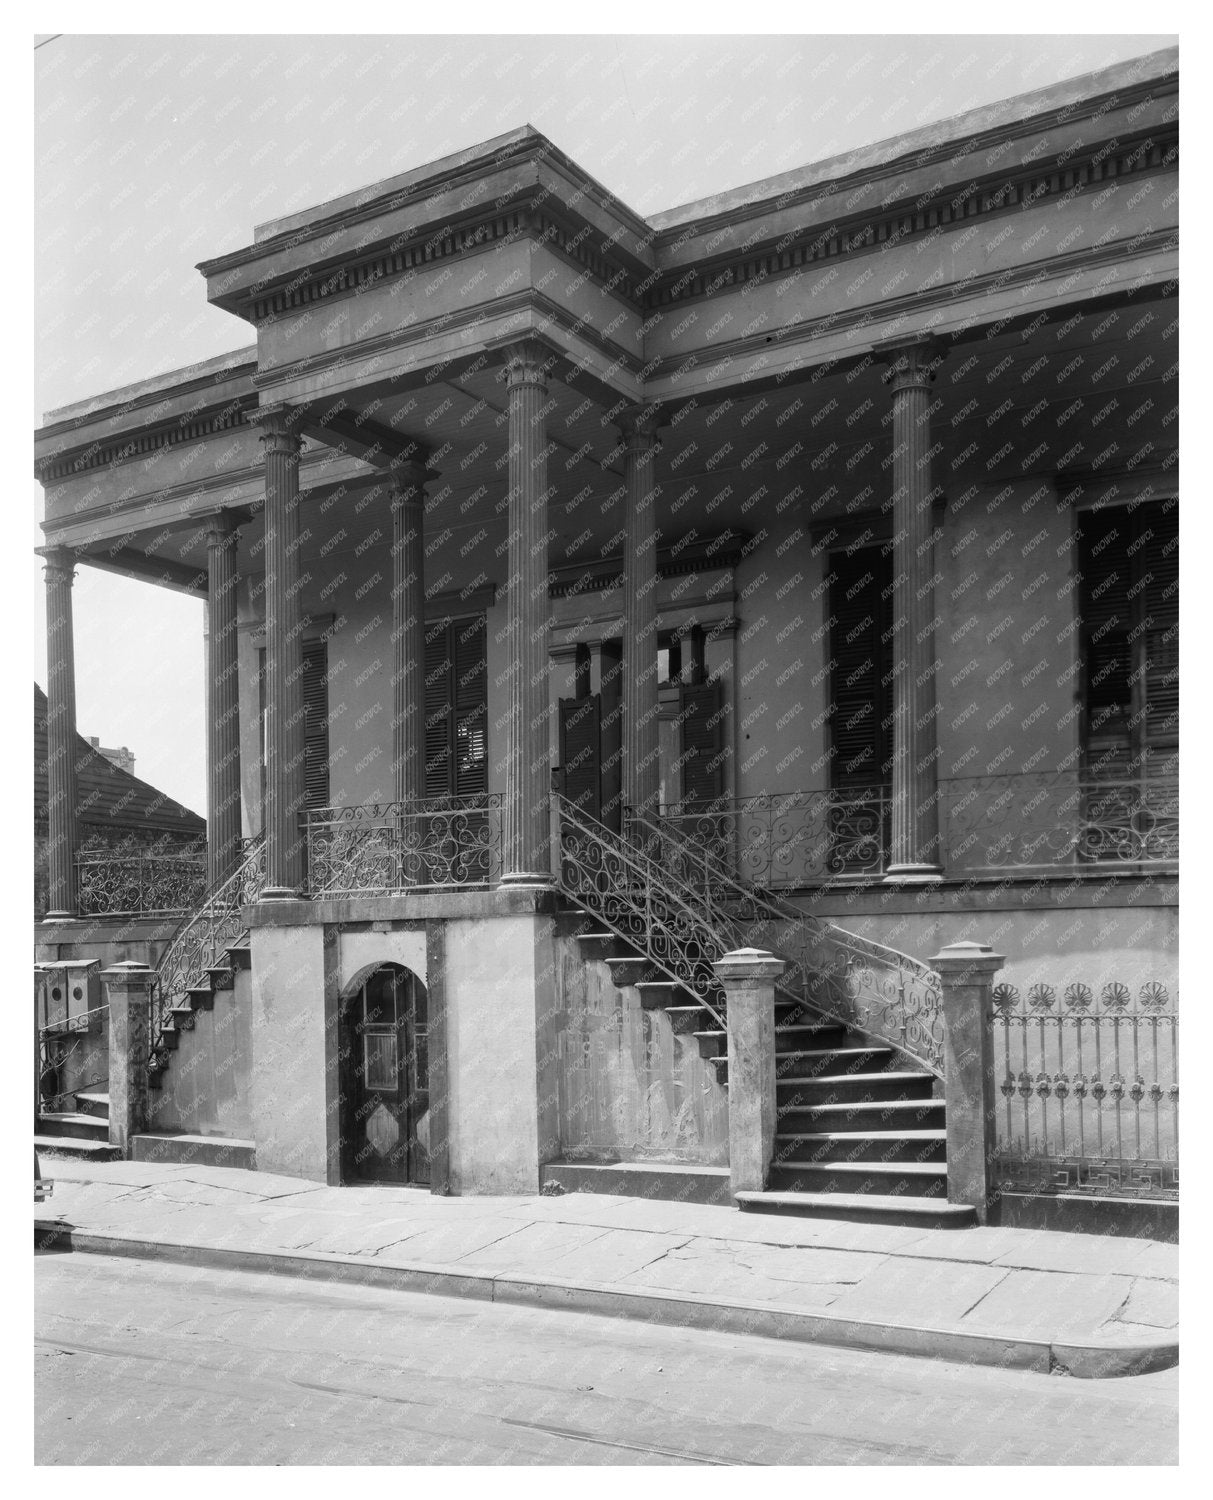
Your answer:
828;544;893;789
423;624;454;798
302;638;330;809
679;679;725;806
453;616;488;797
560;694;602;819
1138;503;1179;767
1079;510;1134;770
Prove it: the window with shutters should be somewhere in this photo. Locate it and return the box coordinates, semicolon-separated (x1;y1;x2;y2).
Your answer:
302;638;330;809
827;542;895;790
1078;500;1178;777
423;615;487;799
678;678;726;807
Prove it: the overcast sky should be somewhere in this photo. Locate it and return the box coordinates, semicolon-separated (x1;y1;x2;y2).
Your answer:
33;31;1176;816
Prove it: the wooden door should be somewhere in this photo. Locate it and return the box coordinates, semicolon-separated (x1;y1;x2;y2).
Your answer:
341;966;430;1185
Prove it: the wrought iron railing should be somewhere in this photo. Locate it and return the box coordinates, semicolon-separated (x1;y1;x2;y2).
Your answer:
150;838;266;1066
556;796;730;1029
991;980;1178;1199
657;772;1177;888
76;850;207;917
942;772;1178;876
303;796;503;896
37;1011;109;1116
659;788;890;888
626;807;945;1073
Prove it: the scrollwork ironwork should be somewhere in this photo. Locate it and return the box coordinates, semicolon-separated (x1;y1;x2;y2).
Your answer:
304;796;503;896
76;850;207;917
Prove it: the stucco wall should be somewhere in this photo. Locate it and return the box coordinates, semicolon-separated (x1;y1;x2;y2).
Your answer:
553;923;728;1164
248;921;335;1181
443;910;557;1193
148;975;254;1140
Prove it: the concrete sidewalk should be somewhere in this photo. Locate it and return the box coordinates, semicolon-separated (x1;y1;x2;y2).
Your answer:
35;1159;1177;1378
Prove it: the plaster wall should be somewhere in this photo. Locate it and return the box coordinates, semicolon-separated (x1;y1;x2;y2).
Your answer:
148;975;254;1140
336;925;427;992
553;924;728;1164
248;921;334;1181
443;911;558;1193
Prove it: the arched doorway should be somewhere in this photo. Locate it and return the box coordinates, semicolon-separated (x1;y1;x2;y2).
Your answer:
338;963;430;1186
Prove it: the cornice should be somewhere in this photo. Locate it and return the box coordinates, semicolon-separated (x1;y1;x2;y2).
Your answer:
251;285;644;397
548;530;750;599
642;225;1179;386
643;130;1177;313
37;394;258;484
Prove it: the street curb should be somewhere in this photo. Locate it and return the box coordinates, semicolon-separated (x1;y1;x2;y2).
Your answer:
34;1220;1177;1380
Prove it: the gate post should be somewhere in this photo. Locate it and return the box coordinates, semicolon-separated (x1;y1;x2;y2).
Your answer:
101;961;155;1156
714;948;785;1197
930;939;1004;1223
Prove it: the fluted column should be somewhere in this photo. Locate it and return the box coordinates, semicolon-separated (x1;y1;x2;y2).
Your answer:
391;459;428;805
250;405;306;900
501;340;552;884
42;547;79;920
882;339;943;883
620;406;662;820
205;513;243;888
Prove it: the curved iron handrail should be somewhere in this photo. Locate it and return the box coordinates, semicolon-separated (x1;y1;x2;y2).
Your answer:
150;837;266;1063
555;796;735;1031
626;806;944;1075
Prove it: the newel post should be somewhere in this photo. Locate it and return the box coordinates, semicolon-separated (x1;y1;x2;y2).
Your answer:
714;948;786;1197
930;939;1004;1224
102;962;155;1156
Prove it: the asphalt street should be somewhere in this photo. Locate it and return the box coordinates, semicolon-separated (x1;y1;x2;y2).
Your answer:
35;1252;1177;1465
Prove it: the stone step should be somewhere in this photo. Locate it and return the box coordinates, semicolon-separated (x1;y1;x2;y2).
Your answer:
767;1160;949;1197
131;1133;256;1170
34;1133;121;1163
167;1003;196;1033
777;1099;946;1133
774;1129;948;1165
205;963;235;991
74;1091;110;1120
775;1023;849;1043
226;941;252;971
692;1030;726;1059
604;955;651;988
636;981;691;1011
185;985;215;1011
775;1046;899;1079
540;1160;732;1207
664;1005;709;1036
735;1189;976;1229
36;1112;109;1141
776;1071;935;1106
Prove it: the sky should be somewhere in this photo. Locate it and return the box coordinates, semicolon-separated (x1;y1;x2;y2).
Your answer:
32;30;1177;817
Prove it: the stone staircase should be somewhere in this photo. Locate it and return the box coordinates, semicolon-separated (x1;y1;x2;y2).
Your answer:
148;935;251;1088
35;1088;119;1162
554;797;974;1229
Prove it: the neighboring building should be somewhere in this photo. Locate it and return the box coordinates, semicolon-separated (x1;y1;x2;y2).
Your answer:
33;51;1178;1229
86;737;135;776
34;682;205;920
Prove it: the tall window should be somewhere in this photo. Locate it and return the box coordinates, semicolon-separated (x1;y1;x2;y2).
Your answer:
827;542;894;791
258;637;330;811
1078;500;1178;778
423;615;487;799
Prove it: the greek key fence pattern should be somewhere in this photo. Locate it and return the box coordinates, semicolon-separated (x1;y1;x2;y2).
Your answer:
991;980;1178;1199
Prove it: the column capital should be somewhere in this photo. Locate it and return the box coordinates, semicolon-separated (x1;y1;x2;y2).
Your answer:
497;338;551;392
247;403;305;456
617;402;665;450
200;507;250;545
878;336;944;392
37;545;77;582
389;446;436;504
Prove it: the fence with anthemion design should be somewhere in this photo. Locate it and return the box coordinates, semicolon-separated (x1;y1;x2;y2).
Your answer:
990;979;1178;1199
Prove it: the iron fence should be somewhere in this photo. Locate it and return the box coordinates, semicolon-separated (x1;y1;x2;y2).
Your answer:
991;979;1178;1199
303;795;504;896
76;850;207;916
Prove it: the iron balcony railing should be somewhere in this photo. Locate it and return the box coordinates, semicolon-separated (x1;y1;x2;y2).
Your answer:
991;979;1178;1200
303;795;504;897
75;849;208;917
658;771;1177;889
